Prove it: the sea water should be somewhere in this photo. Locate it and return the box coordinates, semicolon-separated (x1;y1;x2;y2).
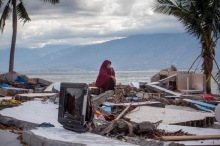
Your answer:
24;71;156;85
24;71;219;94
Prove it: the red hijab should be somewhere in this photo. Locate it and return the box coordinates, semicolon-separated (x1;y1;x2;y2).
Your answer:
95;60;115;88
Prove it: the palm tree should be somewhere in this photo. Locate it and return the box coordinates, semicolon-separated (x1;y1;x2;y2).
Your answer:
0;0;59;72
216;70;220;93
153;0;220;94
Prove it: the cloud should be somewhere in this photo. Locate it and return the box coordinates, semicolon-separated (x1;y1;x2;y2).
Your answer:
0;0;184;49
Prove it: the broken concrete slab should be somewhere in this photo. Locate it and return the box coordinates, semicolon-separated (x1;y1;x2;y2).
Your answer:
0;129;22;146
0;99;136;146
176;73;206;94
23;127;137;146
1;87;28;96
0;114;38;130
126;106;215;127
165;105;198;112
0;100;61;127
159;124;220;145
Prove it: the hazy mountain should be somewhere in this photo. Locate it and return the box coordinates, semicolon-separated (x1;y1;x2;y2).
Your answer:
0;44;72;71
0;33;219;72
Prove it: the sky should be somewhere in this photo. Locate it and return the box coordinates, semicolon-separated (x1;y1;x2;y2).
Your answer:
0;0;184;50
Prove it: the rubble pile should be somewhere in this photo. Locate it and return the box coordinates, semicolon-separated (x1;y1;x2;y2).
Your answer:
0;72;56;106
87;66;220;145
93;119;193;140
89;85;197;144
0;67;220;146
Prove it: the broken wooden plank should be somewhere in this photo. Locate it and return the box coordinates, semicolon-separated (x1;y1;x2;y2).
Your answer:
15;93;57;101
100;102;133;135
162;135;220;141
165;95;180;98
103;101;160;107
146;84;181;96
92;90;114;106
158;74;177;84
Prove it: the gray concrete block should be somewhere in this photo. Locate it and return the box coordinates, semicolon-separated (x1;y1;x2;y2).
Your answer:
30;133;45;146
0;114;38;130
0;129;22;146
22;131;32;145
0;115;13;125
44;139;86;146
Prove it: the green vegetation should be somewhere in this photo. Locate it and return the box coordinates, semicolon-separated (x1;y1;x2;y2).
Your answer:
153;0;220;94
0;0;59;72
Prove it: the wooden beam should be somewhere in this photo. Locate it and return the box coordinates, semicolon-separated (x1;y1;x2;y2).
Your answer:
146;84;181;96
158;74;177;84
100;102;133;135
162;135;220;141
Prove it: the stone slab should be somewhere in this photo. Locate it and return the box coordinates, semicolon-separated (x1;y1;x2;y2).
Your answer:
23;127;137;146
0;114;39;130
126;106;214;125
159;124;220;145
0;129;22;146
0;100;61;127
165;105;197;112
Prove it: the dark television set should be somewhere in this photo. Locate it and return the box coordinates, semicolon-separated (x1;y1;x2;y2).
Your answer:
58;82;93;132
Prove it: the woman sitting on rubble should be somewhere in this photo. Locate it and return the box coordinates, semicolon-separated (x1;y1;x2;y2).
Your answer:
95;60;116;92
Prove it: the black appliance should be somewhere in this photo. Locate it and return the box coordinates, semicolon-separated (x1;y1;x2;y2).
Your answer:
58;82;93;132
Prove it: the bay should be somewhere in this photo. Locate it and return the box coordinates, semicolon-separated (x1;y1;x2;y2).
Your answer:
24;71;219;94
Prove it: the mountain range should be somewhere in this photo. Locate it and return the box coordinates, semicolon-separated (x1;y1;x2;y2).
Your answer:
0;33;219;72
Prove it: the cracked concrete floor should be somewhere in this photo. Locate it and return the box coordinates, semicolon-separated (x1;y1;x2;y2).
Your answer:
0;129;22;146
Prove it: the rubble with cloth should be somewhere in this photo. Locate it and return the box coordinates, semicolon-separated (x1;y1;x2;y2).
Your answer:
0;67;220;146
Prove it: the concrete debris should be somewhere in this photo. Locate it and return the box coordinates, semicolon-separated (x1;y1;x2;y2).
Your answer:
14;93;57;102
126;106;215;127
0;67;220;146
0;88;7;96
0;71;53;98
0;123;28;145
